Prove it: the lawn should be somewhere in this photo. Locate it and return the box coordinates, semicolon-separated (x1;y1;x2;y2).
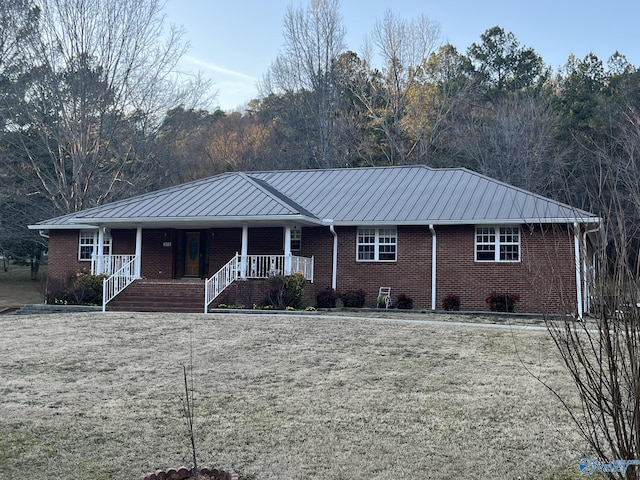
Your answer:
0;310;599;479
0;263;45;309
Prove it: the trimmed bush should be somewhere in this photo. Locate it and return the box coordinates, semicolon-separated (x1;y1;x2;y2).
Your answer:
340;289;366;308
442;294;461;311
316;287;338;308
486;292;520;312
396;294;413;310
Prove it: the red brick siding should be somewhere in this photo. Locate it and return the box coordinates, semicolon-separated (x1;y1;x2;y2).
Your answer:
432;225;575;314
248;227;283;254
296;226;334;303
47;230;86;283
47;229;139;283
208;228;241;274
331;226;432;308
140;229;175;279
326;224;576;314
111;229;136;255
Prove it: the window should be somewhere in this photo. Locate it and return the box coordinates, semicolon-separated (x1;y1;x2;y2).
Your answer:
475;226;520;262
78;231;112;261
291;226;301;251
357;227;397;261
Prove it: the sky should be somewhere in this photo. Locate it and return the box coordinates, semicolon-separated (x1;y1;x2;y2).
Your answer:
164;0;640;111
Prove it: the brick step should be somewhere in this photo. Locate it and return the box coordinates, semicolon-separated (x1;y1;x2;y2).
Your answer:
107;280;205;313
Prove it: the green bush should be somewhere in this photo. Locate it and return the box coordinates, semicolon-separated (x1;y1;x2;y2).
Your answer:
263;272;306;309
486;292;520;312
47;270;107;305
341;289;366;308
442;294;461;311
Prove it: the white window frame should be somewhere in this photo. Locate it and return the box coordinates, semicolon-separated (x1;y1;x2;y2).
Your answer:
475;225;520;262
357;227;397;262
78;231;112;261
291;225;301;251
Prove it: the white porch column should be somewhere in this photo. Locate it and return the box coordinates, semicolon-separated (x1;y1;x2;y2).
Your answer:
240;224;248;279
97;227;105;274
135;227;142;278
284;225;292;275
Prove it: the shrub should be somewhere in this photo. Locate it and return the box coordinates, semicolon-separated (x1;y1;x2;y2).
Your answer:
47;270;107;305
442;294;461;311
316;287;338;308
486;292;520;312
396;294;413;309
263;272;306;309
340;289;366;308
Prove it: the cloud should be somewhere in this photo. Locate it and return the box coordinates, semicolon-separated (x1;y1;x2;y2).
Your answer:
183;55;258;82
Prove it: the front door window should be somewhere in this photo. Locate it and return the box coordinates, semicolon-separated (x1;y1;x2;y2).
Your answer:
184;232;201;277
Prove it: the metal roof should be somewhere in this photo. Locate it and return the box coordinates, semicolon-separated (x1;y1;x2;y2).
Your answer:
30;166;599;230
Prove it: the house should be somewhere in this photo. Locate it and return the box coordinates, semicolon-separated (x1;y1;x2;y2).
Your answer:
29;166;601;315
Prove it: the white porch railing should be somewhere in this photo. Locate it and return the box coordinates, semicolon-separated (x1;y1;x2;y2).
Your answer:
205;254;240;311
92;254;136;276
205;254;314;312
102;256;138;312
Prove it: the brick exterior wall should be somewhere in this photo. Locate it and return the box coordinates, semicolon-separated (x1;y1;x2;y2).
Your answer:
306;223;577;314
433;224;576;314
46;230;87;285
140;229;176;279
330;226;433;309
46;223;582;314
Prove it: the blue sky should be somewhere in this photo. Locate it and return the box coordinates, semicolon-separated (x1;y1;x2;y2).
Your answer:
164;0;640;111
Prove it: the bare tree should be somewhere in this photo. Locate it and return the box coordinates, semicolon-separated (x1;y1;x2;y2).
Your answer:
352;10;441;165
7;0;212;214
544;105;640;480
260;0;346;168
449;92;572;197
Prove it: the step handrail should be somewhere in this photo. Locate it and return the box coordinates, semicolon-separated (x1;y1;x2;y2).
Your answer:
204;254;240;312
102;256;138;312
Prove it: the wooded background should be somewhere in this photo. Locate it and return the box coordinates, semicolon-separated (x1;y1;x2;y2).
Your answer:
1;0;638;268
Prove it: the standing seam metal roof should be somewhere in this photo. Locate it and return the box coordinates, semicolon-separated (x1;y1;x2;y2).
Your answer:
30;166;598;229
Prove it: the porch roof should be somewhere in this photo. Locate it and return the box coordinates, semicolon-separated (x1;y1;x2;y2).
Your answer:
29;166;599;231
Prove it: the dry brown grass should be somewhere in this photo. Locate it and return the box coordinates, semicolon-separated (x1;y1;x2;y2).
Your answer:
0;263;45;308
0;311;599;479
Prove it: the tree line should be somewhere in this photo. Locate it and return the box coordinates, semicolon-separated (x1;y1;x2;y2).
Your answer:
1;0;639;270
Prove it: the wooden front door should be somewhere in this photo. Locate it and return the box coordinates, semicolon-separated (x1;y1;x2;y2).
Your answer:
183;231;201;277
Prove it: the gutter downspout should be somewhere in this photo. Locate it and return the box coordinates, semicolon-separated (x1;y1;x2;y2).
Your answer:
582;224;602;315
574;222;583;320
329;223;337;290
429;225;437;311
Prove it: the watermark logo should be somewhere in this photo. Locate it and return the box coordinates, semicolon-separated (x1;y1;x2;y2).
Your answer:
579;457;640;475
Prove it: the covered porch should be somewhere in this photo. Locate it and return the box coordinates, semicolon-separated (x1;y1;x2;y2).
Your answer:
89;224;315;312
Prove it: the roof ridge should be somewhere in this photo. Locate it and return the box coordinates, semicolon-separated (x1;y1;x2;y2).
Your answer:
243;173;318;219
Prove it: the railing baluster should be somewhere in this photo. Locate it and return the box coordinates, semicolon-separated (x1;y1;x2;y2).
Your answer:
102;256;138;312
204;254;314;311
